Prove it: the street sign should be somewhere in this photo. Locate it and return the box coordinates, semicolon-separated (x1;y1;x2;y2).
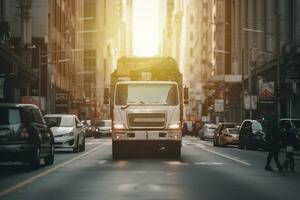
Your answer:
259;81;274;102
224;75;242;83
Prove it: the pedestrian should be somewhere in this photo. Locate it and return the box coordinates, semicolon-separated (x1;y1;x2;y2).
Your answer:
265;113;283;172
283;121;297;172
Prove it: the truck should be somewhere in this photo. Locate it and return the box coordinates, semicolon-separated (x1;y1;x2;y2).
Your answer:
104;57;188;159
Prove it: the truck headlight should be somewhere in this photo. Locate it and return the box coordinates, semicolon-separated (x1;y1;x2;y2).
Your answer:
169;124;180;129
114;123;125;129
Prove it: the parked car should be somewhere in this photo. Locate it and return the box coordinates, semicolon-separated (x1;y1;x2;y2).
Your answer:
93;119;112;138
213;123;236;147
0;104;55;168
199;123;217;140
219;128;240;146
44;114;85;152
279;119;300;147
238;120;267;150
182;121;196;137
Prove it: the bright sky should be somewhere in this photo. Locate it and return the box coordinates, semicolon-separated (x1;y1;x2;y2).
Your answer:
132;0;160;56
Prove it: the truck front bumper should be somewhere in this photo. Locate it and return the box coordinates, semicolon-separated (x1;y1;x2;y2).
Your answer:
112;129;182;142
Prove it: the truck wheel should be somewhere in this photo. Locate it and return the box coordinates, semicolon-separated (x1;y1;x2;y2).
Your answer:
169;143;181;159
112;142;121;159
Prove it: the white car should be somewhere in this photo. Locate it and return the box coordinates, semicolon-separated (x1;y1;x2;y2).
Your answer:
94;119;112;138
199;124;217;140
44;114;85;152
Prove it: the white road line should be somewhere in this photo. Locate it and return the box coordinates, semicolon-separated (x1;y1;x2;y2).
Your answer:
195;143;252;167
148;184;165;192
118;183;138;191
194;162;223;165
164;161;189;166
0;143;106;198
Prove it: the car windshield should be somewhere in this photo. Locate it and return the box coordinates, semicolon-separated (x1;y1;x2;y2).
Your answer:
115;83;178;106
227;128;239;135
291;120;300;129
0;107;21;125
45;116;74;127
96;120;112;127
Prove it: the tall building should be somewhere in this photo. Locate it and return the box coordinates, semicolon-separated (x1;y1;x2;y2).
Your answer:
83;0;132;120
232;0;300;119
48;0;85;115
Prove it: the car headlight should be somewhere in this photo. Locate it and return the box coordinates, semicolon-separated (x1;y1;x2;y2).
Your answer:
169;123;180;129
114;123;125;129
66;132;74;136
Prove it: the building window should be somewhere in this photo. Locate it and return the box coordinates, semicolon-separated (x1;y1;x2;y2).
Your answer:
190;48;193;57
190;15;194;25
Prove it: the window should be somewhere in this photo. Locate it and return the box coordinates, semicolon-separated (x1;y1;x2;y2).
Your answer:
0;108;21;125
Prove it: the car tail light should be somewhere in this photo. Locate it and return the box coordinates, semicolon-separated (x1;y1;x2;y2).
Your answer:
20;128;30;139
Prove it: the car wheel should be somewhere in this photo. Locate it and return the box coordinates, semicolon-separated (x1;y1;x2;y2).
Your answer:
80;137;85;151
73;137;80;153
44;144;54;165
238;139;245;149
30;146;41;168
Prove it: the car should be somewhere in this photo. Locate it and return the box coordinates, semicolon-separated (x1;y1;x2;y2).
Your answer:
44;114;85;152
93;119;112;138
218;127;240;146
238;120;267;150
279;119;300;146
199;123;217;140
0;104;55;168
182;121;196;137
213;123;236;147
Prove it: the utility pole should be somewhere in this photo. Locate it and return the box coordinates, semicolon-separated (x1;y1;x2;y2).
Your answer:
276;3;281;121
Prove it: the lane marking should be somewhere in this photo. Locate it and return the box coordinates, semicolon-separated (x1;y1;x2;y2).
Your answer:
148;184;165;192
0;143;106;197
98;160;108;164
135;170;164;174
194;162;223;165
118;183;138;191
195;143;252;166
164;161;189;166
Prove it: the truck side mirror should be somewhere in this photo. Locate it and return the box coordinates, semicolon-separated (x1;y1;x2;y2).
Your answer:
104;87;109;105
183;87;189;104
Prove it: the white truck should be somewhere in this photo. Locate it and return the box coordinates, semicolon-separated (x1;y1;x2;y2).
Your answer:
104;57;188;159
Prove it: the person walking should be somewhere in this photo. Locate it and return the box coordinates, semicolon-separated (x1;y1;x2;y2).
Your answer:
283;121;297;172
265;113;283;171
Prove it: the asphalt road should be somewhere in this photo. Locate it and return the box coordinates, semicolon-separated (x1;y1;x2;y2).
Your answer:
1;137;300;200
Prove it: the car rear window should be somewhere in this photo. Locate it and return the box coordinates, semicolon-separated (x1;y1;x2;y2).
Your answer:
45;116;74;127
0;107;21;125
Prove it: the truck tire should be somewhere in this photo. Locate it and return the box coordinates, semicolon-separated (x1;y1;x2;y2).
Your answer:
112;142;121;159
169;143;181;159
30;146;41;169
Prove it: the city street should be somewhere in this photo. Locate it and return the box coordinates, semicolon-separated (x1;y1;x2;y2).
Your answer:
1;137;300;200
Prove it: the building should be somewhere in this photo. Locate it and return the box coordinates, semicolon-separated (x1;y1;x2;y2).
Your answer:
231;0;300;120
82;0;133;120
0;0;41;109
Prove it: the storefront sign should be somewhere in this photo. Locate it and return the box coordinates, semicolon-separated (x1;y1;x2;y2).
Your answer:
259;82;274;102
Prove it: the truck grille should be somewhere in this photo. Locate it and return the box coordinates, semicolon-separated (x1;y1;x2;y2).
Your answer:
128;113;166;128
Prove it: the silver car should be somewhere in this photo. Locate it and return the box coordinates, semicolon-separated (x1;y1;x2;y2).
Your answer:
44;114;85;152
199;124;217;140
94;119;112;138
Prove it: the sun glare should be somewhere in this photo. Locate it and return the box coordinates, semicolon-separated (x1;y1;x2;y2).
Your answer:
132;0;160;56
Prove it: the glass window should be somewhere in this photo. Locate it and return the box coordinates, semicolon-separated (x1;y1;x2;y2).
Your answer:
45;116;74;127
0;108;21;125
291;120;300;129
115;84;178;106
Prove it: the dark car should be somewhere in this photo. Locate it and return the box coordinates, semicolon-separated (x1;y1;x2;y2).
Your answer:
279;119;300;147
182;121;196;137
0;104;55;168
213;123;236;147
238;120;267;150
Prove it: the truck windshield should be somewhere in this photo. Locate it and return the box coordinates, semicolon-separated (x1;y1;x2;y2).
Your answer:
115;84;178;106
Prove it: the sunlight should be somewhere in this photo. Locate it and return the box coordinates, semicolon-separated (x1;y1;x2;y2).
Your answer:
132;0;160;56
